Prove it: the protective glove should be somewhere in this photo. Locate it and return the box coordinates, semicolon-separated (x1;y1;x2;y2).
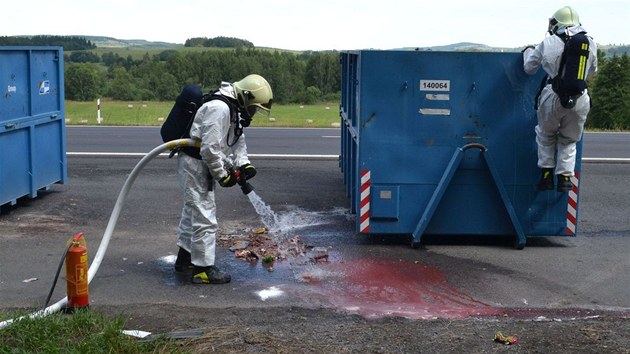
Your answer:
239;163;257;180
218;172;238;188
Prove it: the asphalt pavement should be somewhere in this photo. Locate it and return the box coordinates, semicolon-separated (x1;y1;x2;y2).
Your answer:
1;154;629;321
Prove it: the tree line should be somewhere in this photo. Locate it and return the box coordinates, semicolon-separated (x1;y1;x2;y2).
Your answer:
587;52;630;130
0;35;95;50
64;48;340;105
184;36;254;48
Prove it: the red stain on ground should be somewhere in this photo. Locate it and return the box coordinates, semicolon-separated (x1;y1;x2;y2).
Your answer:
316;258;500;319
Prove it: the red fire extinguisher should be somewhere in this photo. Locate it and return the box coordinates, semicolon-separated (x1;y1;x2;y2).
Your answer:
65;232;89;310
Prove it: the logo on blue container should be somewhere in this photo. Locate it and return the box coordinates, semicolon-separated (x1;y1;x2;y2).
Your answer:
39;81;50;95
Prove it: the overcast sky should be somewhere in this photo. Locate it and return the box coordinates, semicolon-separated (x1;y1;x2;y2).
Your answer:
2;0;628;50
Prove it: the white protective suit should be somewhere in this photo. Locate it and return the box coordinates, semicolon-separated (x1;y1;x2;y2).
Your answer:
176;82;250;267
523;25;598;176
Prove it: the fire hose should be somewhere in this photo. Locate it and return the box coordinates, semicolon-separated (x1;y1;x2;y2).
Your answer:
0;139;199;330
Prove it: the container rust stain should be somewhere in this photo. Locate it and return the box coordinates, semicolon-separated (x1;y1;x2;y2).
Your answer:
317;258;499;319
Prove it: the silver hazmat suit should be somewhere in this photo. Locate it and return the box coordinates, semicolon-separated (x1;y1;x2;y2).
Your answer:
176;82;250;267
523;25;598;176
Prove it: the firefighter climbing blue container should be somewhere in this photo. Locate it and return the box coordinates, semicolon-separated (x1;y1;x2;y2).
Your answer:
339;50;583;249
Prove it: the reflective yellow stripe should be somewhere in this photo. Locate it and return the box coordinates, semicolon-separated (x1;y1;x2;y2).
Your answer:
578;55;587;80
579;42;589;79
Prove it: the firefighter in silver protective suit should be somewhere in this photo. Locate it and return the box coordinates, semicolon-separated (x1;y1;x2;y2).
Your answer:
522;6;597;192
175;74;273;284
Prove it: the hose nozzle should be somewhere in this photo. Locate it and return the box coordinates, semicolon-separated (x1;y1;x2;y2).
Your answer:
227;161;254;195
240;181;254;195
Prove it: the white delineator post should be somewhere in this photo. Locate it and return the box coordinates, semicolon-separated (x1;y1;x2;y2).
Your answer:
97;98;102;124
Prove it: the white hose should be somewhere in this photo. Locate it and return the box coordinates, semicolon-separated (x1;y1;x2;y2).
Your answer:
0;139;198;330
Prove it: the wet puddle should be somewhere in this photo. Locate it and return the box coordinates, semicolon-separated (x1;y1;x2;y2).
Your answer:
311;258;501;319
154;197;497;320
156;250;498;319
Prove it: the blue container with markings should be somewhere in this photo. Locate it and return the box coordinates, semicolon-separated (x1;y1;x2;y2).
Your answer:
339;50;582;248
0;47;67;207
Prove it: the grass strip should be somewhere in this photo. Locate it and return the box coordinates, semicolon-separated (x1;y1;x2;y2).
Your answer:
0;309;182;354
66;100;341;128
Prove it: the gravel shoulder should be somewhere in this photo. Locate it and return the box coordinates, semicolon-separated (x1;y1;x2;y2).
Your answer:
102;304;630;353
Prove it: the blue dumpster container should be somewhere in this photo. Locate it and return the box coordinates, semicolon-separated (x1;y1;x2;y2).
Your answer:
0;47;67;207
340;50;582;248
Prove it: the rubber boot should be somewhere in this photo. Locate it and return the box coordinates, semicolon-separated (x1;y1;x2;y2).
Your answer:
192;265;231;284
174;247;192;272
538;168;554;191
557;174;573;193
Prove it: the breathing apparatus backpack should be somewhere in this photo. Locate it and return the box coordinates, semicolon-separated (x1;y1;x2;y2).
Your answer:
160;84;238;159
550;32;591;109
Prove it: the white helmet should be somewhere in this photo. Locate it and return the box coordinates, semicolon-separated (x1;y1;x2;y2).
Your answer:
548;6;580;34
233;74;273;118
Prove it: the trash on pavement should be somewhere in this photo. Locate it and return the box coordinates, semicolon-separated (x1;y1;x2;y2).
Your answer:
310;247;329;263
494;331;519;345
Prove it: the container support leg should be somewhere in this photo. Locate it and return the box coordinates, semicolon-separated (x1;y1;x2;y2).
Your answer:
411;143;527;249
411;146;465;247
480;149;527;249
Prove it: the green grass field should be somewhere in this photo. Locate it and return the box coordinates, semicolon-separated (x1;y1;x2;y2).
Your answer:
65;100;340;128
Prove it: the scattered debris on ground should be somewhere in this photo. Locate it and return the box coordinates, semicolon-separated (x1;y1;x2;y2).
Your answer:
220;228;330;266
